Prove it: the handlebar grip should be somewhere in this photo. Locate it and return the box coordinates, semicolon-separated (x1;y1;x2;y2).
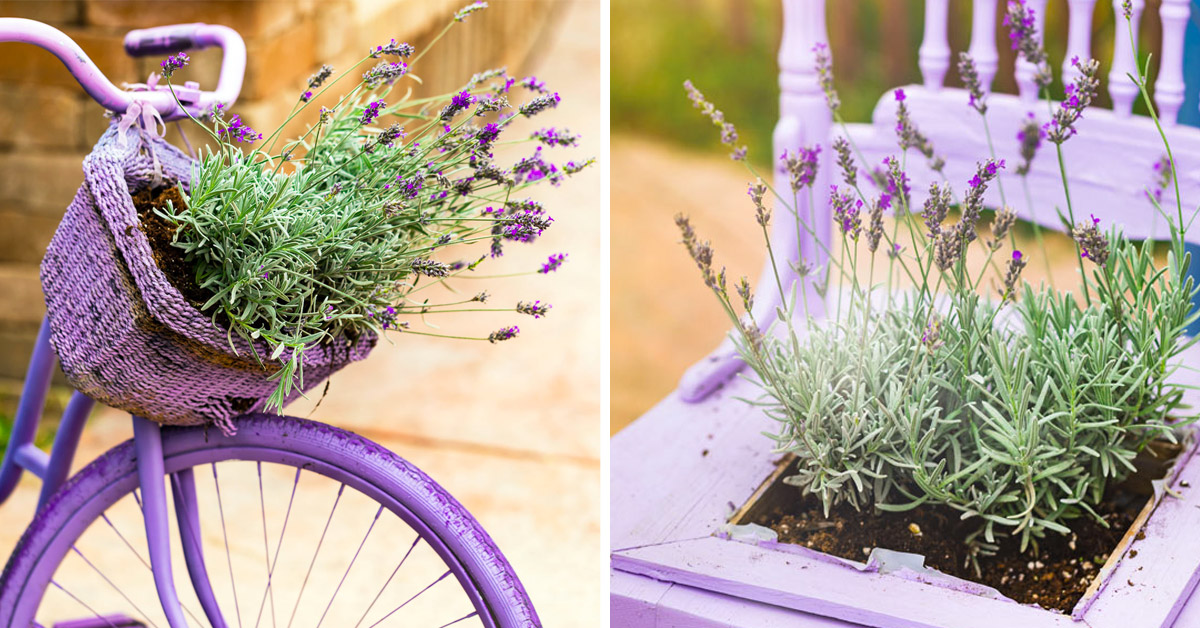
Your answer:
123;23;203;57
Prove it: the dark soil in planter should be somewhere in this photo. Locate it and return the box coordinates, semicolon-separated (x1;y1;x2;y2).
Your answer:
742;444;1180;614
133;185;215;309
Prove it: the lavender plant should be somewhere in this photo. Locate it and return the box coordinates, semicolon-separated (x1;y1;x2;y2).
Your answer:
679;0;1197;555
155;3;592;411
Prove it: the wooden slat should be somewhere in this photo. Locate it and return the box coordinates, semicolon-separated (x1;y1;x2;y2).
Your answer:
614;536;1078;628
1082;441;1200;627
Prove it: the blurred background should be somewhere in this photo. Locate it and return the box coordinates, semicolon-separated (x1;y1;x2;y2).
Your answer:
611;0;1200;433
0;0;601;625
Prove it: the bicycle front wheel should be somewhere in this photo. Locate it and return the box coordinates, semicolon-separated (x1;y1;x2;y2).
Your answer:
0;414;539;628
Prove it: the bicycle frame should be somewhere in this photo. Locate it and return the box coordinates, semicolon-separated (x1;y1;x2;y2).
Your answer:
0;19;248;626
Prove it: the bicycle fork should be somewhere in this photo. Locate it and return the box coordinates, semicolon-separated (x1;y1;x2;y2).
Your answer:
132;416;228;628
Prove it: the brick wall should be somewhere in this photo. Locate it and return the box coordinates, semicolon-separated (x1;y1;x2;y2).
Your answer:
0;0;562;385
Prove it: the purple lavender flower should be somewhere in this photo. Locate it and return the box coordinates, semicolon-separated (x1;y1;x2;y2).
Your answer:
882;157;911;209
301;90;314;102
748;179;770;227
1045;57;1100;144
455;1;488;22
780;145;821;192
307;64;334;90
218;114;263;143
159;52;189;79
519;92;562;118
989;207;1017;250
1122;0;1133;19
676;214;727;295
830;186;862;239
563;159;594;175
365;123;405;154
538;252;567;274
516;300;552;318
865;198;885;253
521;76;549;94
1000;249;1027;302
683;80;747;161
921;315;944;352
411;258;450;278
360;99;386;125
363;61;409;87
833;137;856;187
1152;155;1173;203
958;52;987;114
1004;0;1052;89
531;127;580;147
1015;112;1044;175
894;89;944;172
513;146;563;185
1073;214;1109;265
476;122;501;149
813;42;840;112
487;325;519;343
371;39;414;58
922;182;951;239
440;90;476;121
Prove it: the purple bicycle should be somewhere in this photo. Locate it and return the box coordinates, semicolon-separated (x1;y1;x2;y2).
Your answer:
0;19;538;628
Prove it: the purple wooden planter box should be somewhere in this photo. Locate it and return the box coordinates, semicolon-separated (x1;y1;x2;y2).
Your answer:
40;126;376;432
611;369;1200;628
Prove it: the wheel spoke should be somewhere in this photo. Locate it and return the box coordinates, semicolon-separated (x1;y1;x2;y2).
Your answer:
436;611;480;628
286;484;345;628
101;513;152;571
212;462;244;628
254;467;299;628
68;545;159;628
315;505;385;628
367;570;452;628
353;535;423;628
49;579;123;628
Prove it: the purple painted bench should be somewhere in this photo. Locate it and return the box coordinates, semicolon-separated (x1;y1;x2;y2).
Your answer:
612;1;1200;626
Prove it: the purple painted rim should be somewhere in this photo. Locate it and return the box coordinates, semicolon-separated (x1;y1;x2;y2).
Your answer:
0;414;540;627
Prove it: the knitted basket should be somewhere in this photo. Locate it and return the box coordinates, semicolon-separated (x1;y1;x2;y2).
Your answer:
40;125;377;433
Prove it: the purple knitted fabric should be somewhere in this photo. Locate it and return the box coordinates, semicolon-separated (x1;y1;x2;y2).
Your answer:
40;125;377;434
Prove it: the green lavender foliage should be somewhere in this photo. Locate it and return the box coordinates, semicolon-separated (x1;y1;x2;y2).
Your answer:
682;10;1198;552
158;13;589;412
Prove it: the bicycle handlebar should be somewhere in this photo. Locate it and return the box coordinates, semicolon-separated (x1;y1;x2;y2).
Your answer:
0;18;245;122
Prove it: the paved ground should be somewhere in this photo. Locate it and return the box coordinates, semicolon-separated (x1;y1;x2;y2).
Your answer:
0;2;602;626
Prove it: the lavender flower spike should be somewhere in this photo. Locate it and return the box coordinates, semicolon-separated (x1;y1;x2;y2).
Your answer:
1000;250;1027;302
360;99;386;126
455;2;488;22
516;300;552;318
780;145;821;192
1015;112;1044;175
958;52;987;114
833;137;856;187
538;252;568;274
813;42;840;113
1045;56;1100;144
159;52;189;79
488;325;519;343
683;80;748;161
1004;0;1052;89
1073;214;1109;265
